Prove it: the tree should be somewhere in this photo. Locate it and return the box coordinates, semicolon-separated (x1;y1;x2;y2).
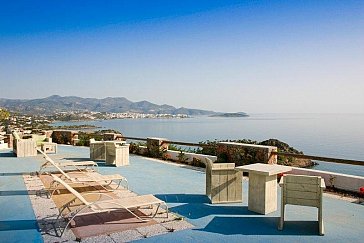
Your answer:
0;108;10;121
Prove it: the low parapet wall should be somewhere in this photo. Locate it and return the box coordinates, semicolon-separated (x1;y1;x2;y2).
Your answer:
289;167;364;193
131;146;217;165
217;142;277;165
165;150;217;164
52;130;78;145
0;142;8;150
127;138;363;194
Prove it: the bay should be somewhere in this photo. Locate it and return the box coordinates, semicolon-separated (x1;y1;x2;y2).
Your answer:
53;113;364;177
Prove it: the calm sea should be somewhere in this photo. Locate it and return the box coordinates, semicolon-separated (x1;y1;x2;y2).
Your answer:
53;113;364;177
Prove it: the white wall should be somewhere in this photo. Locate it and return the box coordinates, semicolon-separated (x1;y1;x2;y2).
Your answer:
289;167;364;193
165;150;217;163
0;142;8;150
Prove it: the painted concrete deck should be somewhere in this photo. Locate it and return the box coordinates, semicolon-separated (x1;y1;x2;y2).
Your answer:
0;145;363;242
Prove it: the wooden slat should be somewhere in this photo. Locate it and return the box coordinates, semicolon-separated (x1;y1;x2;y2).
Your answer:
235;171;243;201
210;173;220;203
273;151;364;166
212;168;237;172
219;170;228;202
227;170;236;201
212;163;235;171
284;190;318;200
285;197;319;207
285;183;319;192
214;164;224;169
206;168;211;196
285;175;320;184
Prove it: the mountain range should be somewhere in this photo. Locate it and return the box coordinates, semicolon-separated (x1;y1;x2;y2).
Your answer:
0;95;217;115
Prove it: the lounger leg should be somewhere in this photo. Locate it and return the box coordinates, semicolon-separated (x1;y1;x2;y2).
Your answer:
113;179;128;190
164;202;169;218
50;181;61;197
38;161;50;174
125;208;148;222
56;210;67;237
115;180;121;190
59;205;90;237
152;204;160;218
151;202;169;219
124;178;129;190
278;203;285;230
109;179;128;191
319;206;324;235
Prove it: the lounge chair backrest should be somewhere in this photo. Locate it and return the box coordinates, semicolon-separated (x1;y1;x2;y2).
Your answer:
51;174;167;237
51;174;90;206
282;174;324;207
38;149;72;180
45;157;73;180
37;148;47;157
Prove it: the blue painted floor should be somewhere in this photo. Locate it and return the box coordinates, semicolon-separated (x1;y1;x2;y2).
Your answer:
1;145;363;242
0;149;43;243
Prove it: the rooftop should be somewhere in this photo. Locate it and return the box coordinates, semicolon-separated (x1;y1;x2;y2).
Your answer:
0;145;363;242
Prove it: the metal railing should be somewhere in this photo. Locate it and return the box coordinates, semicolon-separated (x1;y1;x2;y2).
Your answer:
123;136;148;142
272;151;364;166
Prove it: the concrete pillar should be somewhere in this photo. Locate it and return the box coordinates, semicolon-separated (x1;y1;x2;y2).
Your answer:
216;142;277;166
72;134;79;146
5;134;13;148
104;132;124;141
115;133;124;141
52;130;76;144
103;133;116;141
147;137;169;158
44;130;53;139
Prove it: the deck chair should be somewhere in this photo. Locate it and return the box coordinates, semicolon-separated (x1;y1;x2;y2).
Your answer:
50;174;168;237
40;152;128;191
38;149;98;174
12;131;37;157
278;174;326;235
205;158;242;204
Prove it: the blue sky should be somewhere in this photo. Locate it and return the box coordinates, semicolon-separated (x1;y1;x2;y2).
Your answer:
0;0;363;113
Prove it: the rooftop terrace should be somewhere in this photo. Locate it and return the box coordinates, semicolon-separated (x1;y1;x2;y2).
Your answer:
0;145;363;242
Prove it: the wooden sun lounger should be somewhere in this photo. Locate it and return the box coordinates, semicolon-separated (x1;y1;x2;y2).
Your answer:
39;151;128;191
38;149;98;174
51;174;168;237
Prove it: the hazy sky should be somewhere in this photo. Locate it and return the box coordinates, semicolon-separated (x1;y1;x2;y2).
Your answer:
0;0;363;113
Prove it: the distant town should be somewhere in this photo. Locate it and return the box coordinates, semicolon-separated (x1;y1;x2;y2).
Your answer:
0;109;190;133
54;111;190;121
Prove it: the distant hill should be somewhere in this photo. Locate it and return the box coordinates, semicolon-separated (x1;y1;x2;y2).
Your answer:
0;95;217;115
